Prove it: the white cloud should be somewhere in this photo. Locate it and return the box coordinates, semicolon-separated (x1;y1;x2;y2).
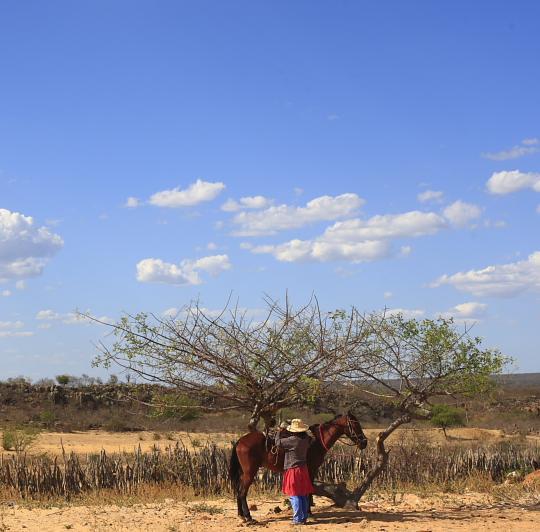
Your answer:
162;307;179;318
441;301;488;322
0;209;63;281
251;210;446;263
192;254;231;276
253;238;390;263
417;190;444;203
230;193;364;236
523;138;539;146
442;200;482;227
36;309;112;325
136;254;231;285
206;242;218;250
486;170;540;195
36;309;60;320
15;280;26;290
386;308;425;319
383;291;393;299
0;320;30;337
0;320;24;329
221;195;272;212
124;196;140;208
1;289;11;297
482;139;540;160
149;179;225;207
162;306;228;320
432;251;540;297
0;330;34;338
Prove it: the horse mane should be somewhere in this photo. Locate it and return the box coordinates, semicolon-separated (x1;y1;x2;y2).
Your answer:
308;413;345;434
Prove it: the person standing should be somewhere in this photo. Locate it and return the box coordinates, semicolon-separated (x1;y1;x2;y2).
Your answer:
275;418;314;525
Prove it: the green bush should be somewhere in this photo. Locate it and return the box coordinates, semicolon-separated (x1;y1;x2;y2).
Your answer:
430;404;465;438
150;394;200;421
39;410;57;429
55;375;71;386
2;426;40;452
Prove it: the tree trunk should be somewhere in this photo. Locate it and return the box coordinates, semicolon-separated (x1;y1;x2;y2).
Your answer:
351;414;411;504
247;403;261;432
311;413;412;509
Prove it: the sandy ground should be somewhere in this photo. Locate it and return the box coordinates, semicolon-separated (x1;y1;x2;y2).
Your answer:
1;493;539;531
2;427;516;456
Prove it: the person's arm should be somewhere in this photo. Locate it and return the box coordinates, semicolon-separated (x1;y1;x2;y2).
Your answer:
276;434;294;450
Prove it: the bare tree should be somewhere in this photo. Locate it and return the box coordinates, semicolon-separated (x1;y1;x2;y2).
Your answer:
90;297;367;430
90;301;508;507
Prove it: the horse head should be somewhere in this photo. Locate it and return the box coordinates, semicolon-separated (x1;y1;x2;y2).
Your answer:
339;411;368;449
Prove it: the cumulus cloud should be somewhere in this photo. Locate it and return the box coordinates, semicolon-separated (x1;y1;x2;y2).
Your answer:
417;190;444;203
440;301;488;322
0;330;34;338
136;254;231;285
124;196;140;208
230;193;364;236
251;210;446;263
385;308;425;319
432;251;540;297
36;309;112;325
482;138;539;160
0;319;32;337
442;200;482;227
1;289;11;297
36;309;60;320
486;170;540;195
149;179;225;207
221;195;273;212
0;320;24;329
0;209;63;281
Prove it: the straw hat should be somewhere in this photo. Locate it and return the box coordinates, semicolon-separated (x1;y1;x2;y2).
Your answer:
288;418;309;433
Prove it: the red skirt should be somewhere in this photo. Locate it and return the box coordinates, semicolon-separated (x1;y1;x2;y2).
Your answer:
282;465;314;496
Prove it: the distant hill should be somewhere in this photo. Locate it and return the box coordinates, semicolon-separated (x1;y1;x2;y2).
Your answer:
496;373;540;388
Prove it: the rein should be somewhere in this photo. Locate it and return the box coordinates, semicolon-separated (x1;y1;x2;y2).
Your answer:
319;423;330;452
318;416;366;451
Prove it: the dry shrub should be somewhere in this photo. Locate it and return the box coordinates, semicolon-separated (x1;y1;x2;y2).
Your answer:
0;439;538;502
2;427;40;452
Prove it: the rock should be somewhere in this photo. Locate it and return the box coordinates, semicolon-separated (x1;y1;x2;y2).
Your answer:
505;470;523;483
249;504;258;511
272;506;282;514
523;469;540;486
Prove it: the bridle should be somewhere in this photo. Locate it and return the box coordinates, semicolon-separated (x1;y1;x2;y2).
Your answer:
318;415;366;451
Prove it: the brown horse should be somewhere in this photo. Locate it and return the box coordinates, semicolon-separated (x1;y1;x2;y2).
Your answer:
229;412;368;522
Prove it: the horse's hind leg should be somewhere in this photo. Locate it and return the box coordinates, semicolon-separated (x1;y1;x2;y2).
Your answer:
238;471;257;523
308;493;314;517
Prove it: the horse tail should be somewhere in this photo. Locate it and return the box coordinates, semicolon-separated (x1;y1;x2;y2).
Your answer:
229;442;242;495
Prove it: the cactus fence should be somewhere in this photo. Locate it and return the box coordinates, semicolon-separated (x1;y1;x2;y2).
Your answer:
0;441;538;499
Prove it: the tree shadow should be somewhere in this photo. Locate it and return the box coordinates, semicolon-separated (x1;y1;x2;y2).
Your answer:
261;502;540;526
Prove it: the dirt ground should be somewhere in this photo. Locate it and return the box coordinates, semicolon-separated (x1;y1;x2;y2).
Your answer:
3;426;521;456
1;493;539;531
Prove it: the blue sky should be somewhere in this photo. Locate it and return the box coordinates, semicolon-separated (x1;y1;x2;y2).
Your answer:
1;1;539;379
